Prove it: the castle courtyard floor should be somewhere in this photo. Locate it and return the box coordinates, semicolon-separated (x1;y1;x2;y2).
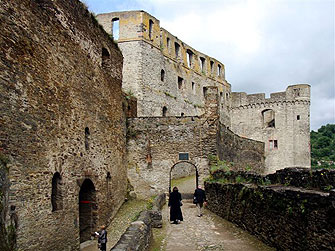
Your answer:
82;175;274;251
149;175;274;251
150;198;274;251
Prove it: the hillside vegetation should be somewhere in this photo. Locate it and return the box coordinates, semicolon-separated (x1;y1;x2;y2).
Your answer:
311;124;335;169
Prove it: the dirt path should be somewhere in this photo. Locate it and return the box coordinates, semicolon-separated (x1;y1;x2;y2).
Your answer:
151;175;275;251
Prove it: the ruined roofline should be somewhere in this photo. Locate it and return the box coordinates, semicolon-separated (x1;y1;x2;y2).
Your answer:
231;84;310;107
96;10;228;86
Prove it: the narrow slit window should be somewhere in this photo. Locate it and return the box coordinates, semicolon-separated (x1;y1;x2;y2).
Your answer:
297;115;300;120
192;82;195;92
112;18;119;40
161;69;165;82
85;127;90;151
162;106;167;117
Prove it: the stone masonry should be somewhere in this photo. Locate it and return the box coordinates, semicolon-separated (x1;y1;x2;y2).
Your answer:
0;0;127;250
126;87;265;198
96;10;311;174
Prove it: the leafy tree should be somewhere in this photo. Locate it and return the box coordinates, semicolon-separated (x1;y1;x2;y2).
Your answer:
311;124;335;169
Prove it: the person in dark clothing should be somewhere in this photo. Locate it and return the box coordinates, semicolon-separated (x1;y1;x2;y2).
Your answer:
95;225;107;251
194;185;207;217
168;186;183;224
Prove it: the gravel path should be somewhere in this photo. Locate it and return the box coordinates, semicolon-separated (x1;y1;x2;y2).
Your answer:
150;175;275;251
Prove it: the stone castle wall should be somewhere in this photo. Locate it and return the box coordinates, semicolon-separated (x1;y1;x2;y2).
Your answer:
0;0;127;250
205;168;335;250
126;87;264;198
230;85;311;173
96;11;232;126
97;11;311;174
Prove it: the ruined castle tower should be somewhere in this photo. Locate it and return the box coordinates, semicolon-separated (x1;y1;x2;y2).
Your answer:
96;10;311;174
96;11;231;125
231;85;311;173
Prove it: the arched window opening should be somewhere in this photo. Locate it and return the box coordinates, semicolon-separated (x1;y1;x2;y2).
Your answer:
181;112;184;117
186;49;193;68
199;57;205;73
175;42;180;58
79;179;97;243
262;109;275;128
217;64;221;76
85;127;90;151
210;61;214;74
51;172;63;212
112;18;119;40
162;106;167;117
161;69;165;82
102;48;111;70
149;19;154;39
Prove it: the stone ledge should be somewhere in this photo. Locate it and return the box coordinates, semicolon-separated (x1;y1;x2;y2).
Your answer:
111;193;166;251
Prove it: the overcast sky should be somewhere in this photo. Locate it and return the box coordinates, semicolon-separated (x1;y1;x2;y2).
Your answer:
84;0;334;131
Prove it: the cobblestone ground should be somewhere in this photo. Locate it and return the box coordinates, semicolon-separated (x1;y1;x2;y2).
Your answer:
150;175;275;251
153;199;275;251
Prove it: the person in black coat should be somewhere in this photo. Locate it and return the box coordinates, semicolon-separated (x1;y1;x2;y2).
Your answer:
168;186;183;224
194;185;207;217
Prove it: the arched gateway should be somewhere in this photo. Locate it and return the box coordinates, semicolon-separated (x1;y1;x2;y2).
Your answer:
169;161;199;195
79;179;97;243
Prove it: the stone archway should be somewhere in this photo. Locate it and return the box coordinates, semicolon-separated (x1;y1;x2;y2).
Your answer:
79;179;97;243
169;161;199;197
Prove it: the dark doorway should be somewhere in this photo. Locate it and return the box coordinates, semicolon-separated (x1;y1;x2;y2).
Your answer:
169;161;198;199
79;179;97;243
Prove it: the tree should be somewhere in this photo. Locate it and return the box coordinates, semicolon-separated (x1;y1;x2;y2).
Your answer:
310;124;335;170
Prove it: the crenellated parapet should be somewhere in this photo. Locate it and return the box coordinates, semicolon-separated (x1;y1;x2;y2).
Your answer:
231;84;310;109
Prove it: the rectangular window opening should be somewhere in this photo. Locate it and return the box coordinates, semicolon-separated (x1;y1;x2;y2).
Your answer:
297;115;300;120
112;18;120;40
269;140;278;150
178;76;183;89
186;50;193;68
199;57;205;73
149;19;154;39
175;42;180;58
167;37;170;52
